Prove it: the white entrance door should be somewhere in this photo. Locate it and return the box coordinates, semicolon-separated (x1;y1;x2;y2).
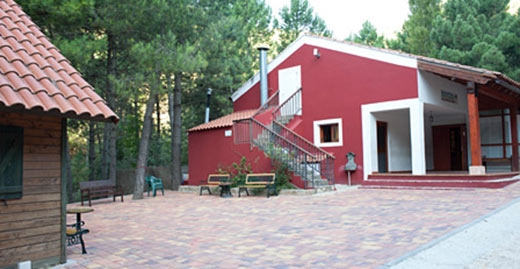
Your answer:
278;65;302;115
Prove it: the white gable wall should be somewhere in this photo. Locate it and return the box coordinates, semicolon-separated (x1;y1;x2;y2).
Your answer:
417;71;468;115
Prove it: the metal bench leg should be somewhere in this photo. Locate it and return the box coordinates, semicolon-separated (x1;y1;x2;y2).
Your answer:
79;234;87;254
200;186;211;195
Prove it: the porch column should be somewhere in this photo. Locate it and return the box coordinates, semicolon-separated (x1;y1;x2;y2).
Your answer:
467;82;485;174
510;106;519;171
410;101;426;175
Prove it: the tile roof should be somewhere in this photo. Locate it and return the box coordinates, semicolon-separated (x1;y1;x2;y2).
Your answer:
0;0;118;123
188;109;256;132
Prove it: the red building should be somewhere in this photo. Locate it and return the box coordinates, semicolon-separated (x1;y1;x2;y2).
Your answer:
188;35;520;189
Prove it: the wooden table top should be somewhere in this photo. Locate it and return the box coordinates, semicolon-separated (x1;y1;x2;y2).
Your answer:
67;207;94;214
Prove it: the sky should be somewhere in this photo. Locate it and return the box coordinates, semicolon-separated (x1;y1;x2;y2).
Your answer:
265;0;520;40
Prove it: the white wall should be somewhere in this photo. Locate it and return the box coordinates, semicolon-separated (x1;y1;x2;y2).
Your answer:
362;99;426;179
374;109;411;172
418;71;468;113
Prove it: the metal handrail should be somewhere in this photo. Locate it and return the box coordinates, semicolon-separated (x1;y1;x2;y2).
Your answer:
240;118;335;188
252;90;279;118
272;88;302;122
232;87;335;188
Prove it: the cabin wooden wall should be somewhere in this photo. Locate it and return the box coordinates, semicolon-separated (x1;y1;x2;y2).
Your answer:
0;112;63;268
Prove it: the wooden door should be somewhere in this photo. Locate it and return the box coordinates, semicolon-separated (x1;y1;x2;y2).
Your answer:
433;125;467;171
377;121;388;173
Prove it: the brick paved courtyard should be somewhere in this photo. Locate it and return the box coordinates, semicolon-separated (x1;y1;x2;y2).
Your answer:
57;182;520;268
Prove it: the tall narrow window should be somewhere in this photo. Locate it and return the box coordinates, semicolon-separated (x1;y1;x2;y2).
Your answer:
314;118;343;147
0;125;23;200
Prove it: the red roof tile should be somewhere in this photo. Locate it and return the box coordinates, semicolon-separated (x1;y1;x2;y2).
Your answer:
0;0;118;123
188;109;257;132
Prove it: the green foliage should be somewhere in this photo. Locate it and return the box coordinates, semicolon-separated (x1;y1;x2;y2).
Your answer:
271;160;296;192
17;0;275;181
429;0;518;77
390;0;442;55
217;156;253;187
388;0;520;81
345;21;386;48
274;0;332;52
263;144;296;191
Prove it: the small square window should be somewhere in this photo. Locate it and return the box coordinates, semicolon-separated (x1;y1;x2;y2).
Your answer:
313;118;343;147
0;125;23;200
320;124;339;143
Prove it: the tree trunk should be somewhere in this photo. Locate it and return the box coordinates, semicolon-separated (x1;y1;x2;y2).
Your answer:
105;32;117;183
88;122;96;181
133;91;158;199
64;126;73;203
101;124;109;179
156;97;161;134
172;72;183;189
167;74;174;178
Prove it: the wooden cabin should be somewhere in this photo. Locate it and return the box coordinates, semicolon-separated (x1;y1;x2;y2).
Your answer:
0;0;118;267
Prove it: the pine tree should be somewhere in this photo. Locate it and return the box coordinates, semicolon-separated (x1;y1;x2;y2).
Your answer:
274;0;332;52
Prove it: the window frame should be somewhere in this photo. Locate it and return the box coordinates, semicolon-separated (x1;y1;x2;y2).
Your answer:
0;125;24;201
313;118;343;147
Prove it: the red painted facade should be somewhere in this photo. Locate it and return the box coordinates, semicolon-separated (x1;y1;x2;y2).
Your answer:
232;45;418;185
188;127;272;185
190;39;419;186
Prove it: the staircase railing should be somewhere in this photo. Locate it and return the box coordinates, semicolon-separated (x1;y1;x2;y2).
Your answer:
233;87;335;189
234;117;334;188
272;121;335;186
253;91;279;118
272;88;302;123
234;91;279;145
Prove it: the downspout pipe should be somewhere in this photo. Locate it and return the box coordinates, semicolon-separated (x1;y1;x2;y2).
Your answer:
257;45;269;105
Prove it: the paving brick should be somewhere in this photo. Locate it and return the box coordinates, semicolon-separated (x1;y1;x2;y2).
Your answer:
56;183;520;268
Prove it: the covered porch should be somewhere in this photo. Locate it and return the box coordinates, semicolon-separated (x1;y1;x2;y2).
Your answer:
361;58;520;188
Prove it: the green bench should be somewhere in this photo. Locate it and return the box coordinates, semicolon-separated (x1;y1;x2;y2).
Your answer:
238;173;277;198
145;175;164;197
199;174;231;196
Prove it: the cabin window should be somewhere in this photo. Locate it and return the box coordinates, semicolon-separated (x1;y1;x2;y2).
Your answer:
313;118;343;147
0;125;23;200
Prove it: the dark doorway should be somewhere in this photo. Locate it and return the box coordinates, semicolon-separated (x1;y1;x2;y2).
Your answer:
377;121;388;173
433;124;467;171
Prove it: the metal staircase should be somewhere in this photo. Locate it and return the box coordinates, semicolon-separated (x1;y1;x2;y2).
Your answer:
233;88;335;189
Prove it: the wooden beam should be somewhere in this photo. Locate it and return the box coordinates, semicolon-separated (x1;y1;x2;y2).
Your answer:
511;107;519;171
467;82;482;166
479;86;519;105
418;61;491;84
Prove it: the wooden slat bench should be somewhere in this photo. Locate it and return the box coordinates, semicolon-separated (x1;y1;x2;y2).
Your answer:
483;157;512;173
79;179;124;206
238;173;277;198
199;174;230;196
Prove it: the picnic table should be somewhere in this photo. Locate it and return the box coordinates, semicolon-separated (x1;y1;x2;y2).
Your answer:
66;206;94;254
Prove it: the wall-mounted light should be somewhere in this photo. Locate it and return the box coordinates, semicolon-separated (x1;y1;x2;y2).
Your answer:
313;48;320;59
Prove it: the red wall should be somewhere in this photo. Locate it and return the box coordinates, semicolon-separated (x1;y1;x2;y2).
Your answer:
188;127;272;185
233;44;418;185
